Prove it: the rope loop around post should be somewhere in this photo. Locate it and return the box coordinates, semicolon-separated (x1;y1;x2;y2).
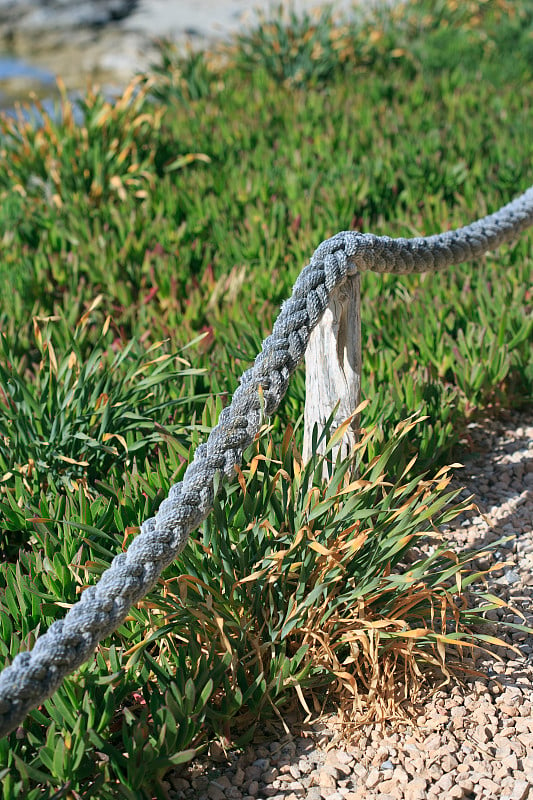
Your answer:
0;185;532;738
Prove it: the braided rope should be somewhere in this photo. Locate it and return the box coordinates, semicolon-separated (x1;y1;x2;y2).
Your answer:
0;186;532;738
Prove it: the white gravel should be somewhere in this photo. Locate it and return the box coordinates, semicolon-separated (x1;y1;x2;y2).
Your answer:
164;411;533;800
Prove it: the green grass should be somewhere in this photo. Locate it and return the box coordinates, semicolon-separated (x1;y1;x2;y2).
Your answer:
0;0;532;796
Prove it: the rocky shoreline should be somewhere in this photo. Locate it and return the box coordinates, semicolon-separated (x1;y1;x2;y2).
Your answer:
0;0;363;101
163;411;533;800
0;0;158;96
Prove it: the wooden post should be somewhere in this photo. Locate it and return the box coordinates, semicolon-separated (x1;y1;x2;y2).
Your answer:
303;274;361;471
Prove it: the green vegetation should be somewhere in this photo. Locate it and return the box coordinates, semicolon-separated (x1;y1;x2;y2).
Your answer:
0;0;532;796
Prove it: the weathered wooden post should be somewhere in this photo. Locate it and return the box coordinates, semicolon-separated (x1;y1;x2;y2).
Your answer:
303;273;362;470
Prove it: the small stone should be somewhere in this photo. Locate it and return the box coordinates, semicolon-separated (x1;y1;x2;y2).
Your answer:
494;764;513;782
232;767;245;786
428;714;449;729
214;776;232;790
170;777;190;791
253;758;270;770
499;703;520;717
448;787;468;798
517;732;533;749
405;777;428;800
496;569;521;585
509;779;530;800
474;726;492;744
335;762;353;777
405;758;424;777
392;766;409;784
288;781;306;796
450;705;466;717
436;774;454;792
352;763;368;780
207;785;226;800
263;788;281;798
422;734;442;752
247;781;259;797
479;778;502;794
366;768;380;789
318;770;337;791
496;741;513;759
441;753;459;772
320;765;340;780
335;750;354;765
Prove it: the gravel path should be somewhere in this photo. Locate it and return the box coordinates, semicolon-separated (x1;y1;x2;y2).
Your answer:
162;412;533;800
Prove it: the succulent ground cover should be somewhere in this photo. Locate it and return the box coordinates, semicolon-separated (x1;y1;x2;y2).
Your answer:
0;0;531;797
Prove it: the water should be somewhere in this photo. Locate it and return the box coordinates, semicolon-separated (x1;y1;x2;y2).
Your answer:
0;54;56;109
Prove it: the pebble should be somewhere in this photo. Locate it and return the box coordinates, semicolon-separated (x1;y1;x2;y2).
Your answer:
165;414;533;800
363;767;379;788
207;785;226;800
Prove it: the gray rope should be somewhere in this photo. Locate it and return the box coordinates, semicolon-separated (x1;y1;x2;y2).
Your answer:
0;186;532;738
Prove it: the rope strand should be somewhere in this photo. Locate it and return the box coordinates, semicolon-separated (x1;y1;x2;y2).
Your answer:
1;186;532;738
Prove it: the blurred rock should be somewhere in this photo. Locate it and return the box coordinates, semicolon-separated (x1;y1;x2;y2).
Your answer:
0;1;136;31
